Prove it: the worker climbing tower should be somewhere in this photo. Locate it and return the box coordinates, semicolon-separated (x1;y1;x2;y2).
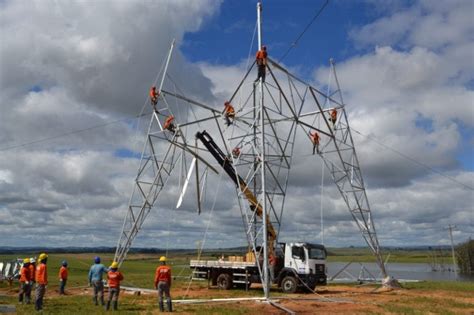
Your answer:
114;1;397;297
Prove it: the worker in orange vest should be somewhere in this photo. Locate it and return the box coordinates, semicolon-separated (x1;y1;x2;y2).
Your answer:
19;258;31;304
311;131;320;154
59;260;68;295
163;115;176;133
232;147;241;159
269;254;277;282
223;101;235;126
150;86;159;108
106;261;123;311
154;256;172;312
27;257;36;303
329;109;337;128
255;45;268;83
35;253;48;311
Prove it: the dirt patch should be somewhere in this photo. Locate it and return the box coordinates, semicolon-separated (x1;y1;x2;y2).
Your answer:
2;283;473;314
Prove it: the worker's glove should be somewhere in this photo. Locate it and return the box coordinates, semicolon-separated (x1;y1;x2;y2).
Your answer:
59;279;63;282
25;281;29;285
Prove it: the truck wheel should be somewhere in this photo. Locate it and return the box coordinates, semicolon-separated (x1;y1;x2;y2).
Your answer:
217;273;233;290
281;276;298;293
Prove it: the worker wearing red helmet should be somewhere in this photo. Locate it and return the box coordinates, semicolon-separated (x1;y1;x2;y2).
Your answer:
255;45;268;83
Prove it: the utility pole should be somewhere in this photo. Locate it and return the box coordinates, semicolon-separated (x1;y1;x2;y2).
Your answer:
447;224;458;279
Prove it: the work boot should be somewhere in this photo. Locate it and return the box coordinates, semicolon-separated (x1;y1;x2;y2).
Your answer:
167;300;173;312
100;296;105;306
105;301;111;311
113;301;118;311
93;296;98;306
19;295;23;303
159;301;164;312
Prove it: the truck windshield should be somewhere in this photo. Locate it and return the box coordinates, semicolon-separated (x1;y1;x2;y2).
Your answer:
308;247;326;260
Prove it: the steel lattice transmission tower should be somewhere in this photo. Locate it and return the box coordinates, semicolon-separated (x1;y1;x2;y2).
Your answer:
114;2;395;294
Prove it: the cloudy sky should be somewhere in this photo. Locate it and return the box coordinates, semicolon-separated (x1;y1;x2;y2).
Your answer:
0;0;472;250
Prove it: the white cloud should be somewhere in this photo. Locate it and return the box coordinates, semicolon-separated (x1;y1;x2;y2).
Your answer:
0;0;472;250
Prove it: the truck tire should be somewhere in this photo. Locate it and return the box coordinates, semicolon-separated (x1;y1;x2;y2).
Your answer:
217;273;233;290
281;276;298;293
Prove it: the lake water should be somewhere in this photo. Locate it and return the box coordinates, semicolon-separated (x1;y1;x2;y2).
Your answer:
327;262;474;282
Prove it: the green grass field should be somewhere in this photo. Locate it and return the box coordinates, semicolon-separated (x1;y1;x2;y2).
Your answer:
1;252;472;314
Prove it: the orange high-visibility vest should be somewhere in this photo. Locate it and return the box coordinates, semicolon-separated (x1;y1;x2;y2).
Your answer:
150;88;157;98
35;263;48;285
330;109;337;120
224;103;235;115
59;266;68;280
29;264;35;282
20;266;30;283
311;132;320;144
154;265;172;286
107;270;123;288
163;115;174;130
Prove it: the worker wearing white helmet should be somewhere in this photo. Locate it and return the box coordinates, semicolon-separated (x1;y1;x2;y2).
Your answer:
27;258;36;303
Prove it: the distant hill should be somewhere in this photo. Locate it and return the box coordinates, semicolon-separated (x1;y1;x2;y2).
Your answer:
0;245;452;255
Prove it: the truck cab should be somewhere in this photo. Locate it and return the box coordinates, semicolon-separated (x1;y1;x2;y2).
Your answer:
276;242;327;293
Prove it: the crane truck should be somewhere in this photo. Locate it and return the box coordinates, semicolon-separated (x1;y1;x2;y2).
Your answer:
190;131;327;293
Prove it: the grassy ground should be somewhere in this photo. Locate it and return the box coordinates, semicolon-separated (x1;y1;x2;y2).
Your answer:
1;252;472;314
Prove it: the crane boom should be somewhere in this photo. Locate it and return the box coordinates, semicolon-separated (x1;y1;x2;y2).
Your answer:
196;130;276;256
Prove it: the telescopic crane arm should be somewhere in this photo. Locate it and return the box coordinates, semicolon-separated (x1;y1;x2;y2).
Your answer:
195;131;276;256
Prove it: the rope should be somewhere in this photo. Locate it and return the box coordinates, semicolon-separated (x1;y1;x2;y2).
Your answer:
183;169;225;299
351;128;473;191
278;0;330;63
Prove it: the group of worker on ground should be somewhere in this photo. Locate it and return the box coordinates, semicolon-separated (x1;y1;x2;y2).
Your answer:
18;253;173;312
148;45;338;158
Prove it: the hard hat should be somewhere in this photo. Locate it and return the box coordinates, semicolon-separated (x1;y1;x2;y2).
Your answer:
30;258;36;263
224;101;230;105
94;256;101;264
151;86;156;89
23;258;30;264
159;256;167;262
38;253;48;261
110;261;119;269
62;260;68;267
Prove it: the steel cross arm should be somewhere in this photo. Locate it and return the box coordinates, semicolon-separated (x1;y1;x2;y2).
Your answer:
160;89;220;114
298;106;344;119
228;60;257;104
169;140;220;175
267;57;344;108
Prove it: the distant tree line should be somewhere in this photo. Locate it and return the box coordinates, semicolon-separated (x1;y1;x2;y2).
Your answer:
456;239;473;274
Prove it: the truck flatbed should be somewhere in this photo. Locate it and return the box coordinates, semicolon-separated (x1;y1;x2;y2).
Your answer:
190;260;256;269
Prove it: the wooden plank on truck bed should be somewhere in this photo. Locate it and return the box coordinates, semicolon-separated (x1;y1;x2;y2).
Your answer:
190;260;256;268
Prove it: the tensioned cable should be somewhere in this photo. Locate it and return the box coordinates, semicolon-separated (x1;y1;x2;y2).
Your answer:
183;169;225;299
278;0;330;63
351;128;474;191
0;113;149;152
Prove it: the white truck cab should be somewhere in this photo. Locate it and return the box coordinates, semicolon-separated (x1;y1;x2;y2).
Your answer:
277;242;327;293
